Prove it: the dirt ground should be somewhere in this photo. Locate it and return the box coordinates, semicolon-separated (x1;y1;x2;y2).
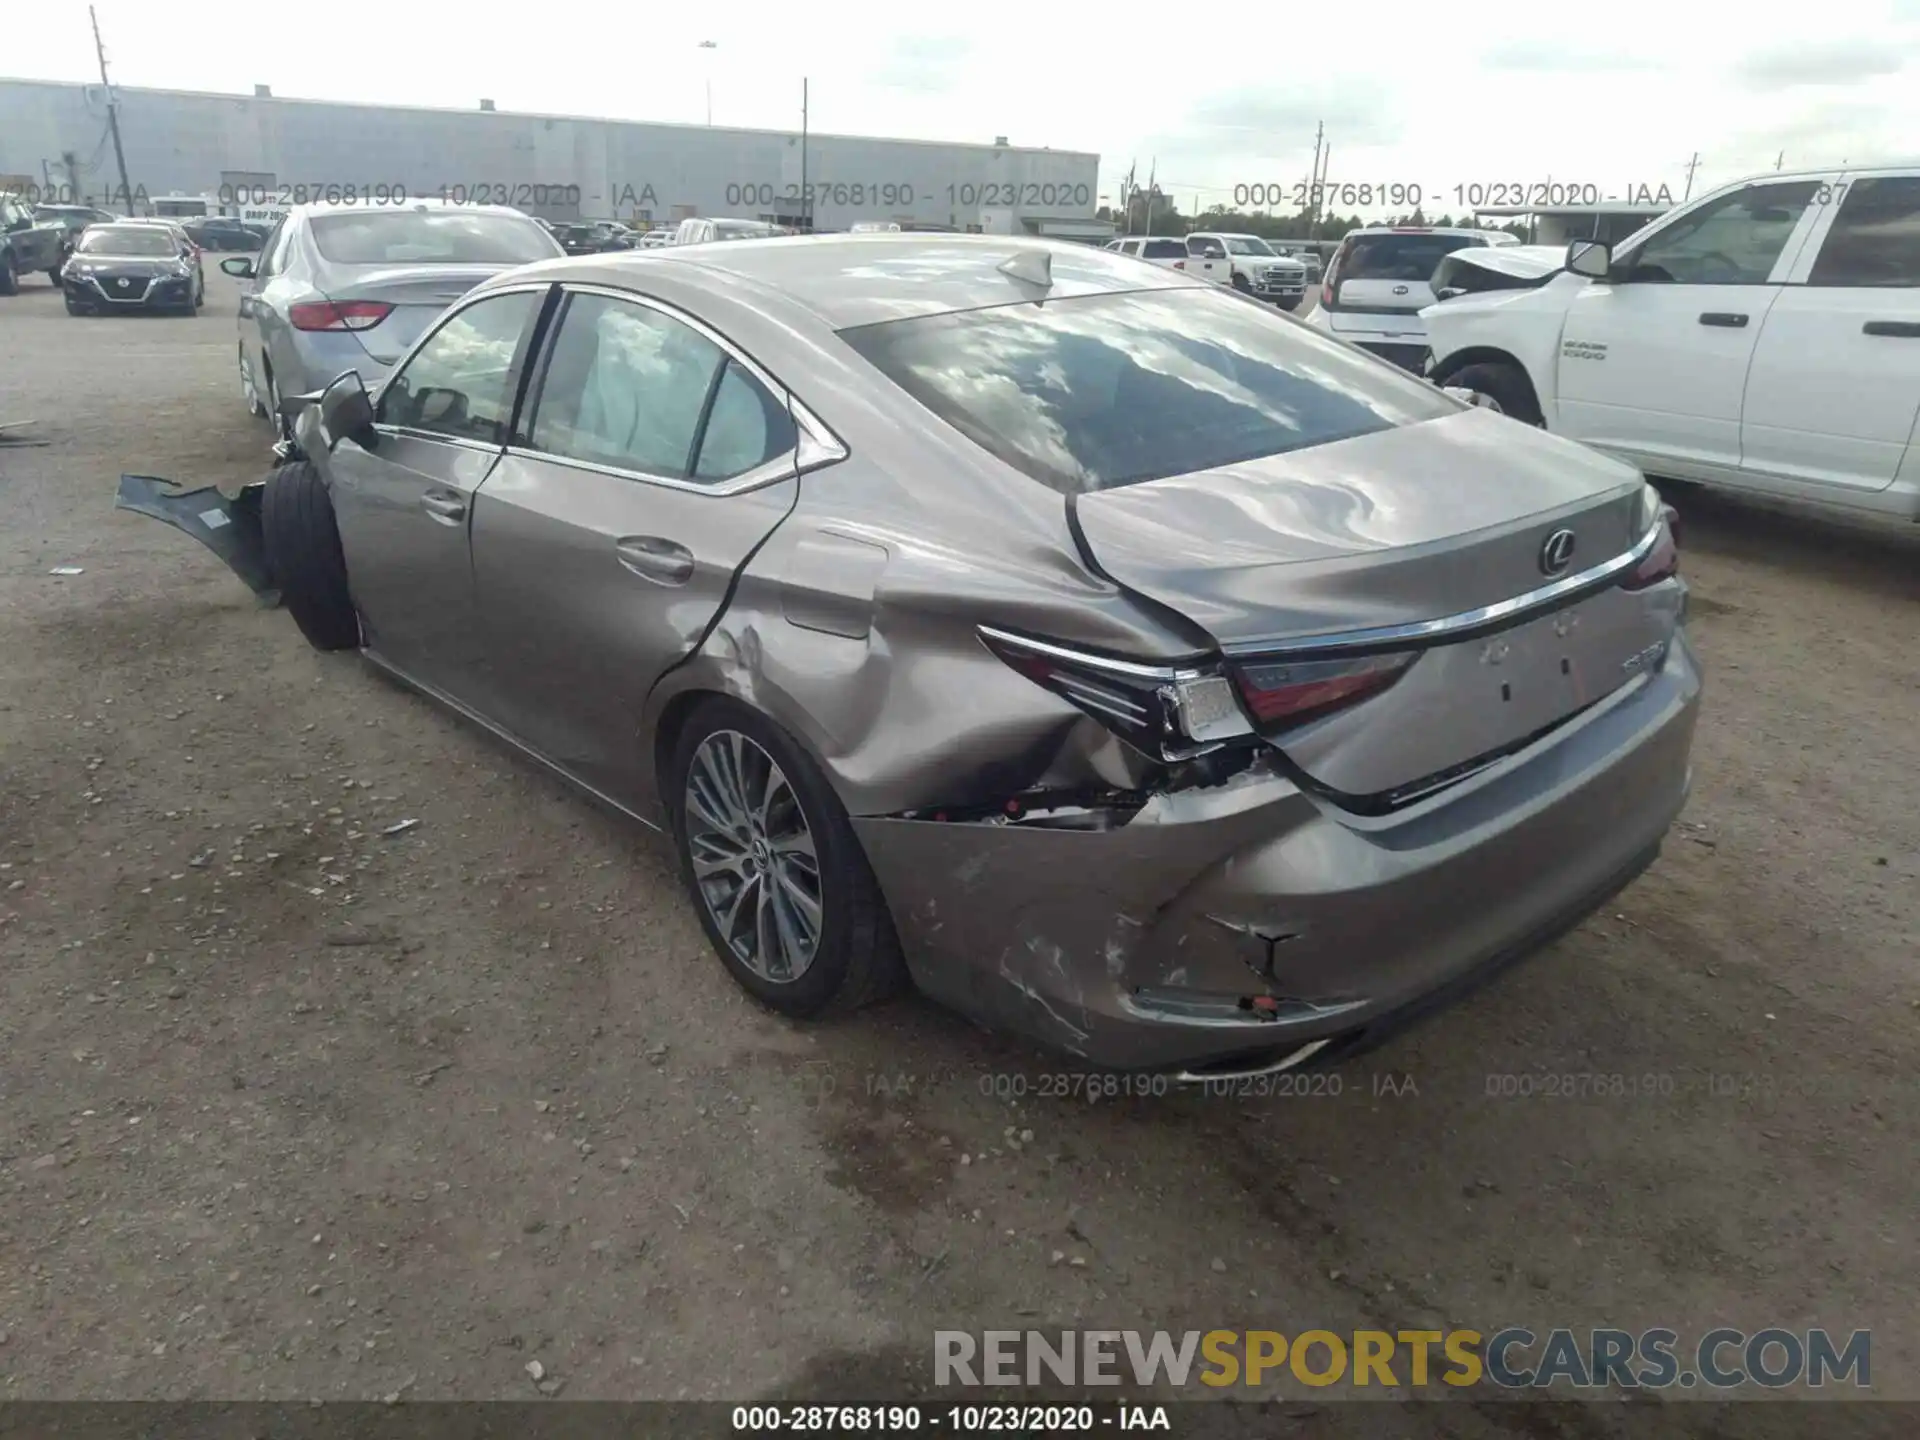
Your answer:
1;267;1916;1432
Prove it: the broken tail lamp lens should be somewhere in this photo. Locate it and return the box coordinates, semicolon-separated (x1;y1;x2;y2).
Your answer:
1619;507;1680;592
977;627;1253;761
289;300;395;332
1230;651;1415;728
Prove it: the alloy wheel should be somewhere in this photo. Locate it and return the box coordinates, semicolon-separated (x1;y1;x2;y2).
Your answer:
683;730;823;983
240;347;264;416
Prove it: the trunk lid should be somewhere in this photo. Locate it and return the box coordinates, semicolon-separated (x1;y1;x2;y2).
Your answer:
322;263;514;364
1074;408;1673;798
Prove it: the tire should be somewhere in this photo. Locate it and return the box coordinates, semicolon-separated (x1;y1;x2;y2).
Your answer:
0;255;16;296
47;268;63;285
260;459;360;651
1230;272;1252;293
64;296;87;316
667;698;906;1019
1445;360;1544;426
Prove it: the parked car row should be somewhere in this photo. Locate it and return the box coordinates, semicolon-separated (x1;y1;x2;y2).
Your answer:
1103;232;1308;309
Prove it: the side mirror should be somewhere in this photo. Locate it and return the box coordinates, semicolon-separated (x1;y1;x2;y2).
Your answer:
220;256;256;278
318;372;378;452
1434;286;1466;301
1566;240;1611;279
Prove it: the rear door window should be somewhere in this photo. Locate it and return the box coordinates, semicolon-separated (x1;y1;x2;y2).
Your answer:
841;285;1456;495
1806;177;1920;287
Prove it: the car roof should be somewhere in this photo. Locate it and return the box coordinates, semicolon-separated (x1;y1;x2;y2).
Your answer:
1346;226;1508;238
287;198;532;220
485;233;1205;329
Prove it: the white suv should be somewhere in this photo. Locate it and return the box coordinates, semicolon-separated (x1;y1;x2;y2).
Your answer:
1107;233;1307;307
1305;226;1517;370
1424;165;1920;521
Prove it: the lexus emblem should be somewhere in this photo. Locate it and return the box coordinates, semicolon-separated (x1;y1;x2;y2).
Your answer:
1539;529;1578;576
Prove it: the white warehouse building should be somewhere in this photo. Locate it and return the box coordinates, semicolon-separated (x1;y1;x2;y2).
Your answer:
0;79;1106;238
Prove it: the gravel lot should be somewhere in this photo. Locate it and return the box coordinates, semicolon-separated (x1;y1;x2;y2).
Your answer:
1;265;1916;1430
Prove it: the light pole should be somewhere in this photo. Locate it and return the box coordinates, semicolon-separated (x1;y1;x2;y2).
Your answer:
698;40;717;125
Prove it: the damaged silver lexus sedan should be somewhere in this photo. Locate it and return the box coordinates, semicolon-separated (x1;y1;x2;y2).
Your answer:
127;234;1700;1078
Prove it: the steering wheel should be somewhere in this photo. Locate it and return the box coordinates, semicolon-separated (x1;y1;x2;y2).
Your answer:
1692;250;1746;283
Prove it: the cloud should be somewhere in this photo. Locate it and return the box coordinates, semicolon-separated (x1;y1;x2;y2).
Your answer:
1479;40;1664;72
871;36;973;93
1182;83;1403;151
1730;39;1908;87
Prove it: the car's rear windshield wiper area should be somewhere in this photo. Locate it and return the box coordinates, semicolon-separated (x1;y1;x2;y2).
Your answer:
839;286;1457;495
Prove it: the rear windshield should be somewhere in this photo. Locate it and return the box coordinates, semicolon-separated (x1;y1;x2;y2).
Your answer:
712;220;777;240
309;210;561;265
1142;239;1186;259
840;287;1457;495
76;227;175;256
1338;233;1487;281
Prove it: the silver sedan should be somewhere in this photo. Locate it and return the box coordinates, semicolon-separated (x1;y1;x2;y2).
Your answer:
222;198;561;446
135;235;1700;1078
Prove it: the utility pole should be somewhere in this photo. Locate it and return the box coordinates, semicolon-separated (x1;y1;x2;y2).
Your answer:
1310;144;1331;240
799;78;809;232
1775;151;1784;171
89;6;136;213
1683;151;1701;202
1307;120;1324;235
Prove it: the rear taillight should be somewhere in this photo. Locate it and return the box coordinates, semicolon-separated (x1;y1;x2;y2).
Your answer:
289;300;395;332
1619;506;1680;591
1174;260;1186;270
1231;652;1415;729
978;627;1252;761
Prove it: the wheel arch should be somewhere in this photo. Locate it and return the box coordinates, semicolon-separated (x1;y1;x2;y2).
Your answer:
1431;345;1547;418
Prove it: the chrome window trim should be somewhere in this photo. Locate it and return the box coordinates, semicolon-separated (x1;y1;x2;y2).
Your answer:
499;280;849;497
1219;523;1665;658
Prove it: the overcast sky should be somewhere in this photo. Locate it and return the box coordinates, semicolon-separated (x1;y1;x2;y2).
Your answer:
9;0;1920;212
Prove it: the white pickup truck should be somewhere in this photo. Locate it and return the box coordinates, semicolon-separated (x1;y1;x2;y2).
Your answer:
1424;164;1920;521
1106;233;1308;309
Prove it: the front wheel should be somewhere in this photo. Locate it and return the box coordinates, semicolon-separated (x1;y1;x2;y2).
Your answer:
668;699;906;1019
1444;360;1545;426
0;257;17;296
260;459;360;651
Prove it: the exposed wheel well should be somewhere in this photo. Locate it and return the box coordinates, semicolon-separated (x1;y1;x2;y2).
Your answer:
1432;346;1532;389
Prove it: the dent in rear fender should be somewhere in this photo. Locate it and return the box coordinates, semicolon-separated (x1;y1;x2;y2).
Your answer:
115;475;280;603
638;516;1202;822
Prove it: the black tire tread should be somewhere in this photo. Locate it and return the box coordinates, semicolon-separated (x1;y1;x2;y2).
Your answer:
260;460;359;651
1447;360;1544;426
0;259;17;296
669;698;907;1019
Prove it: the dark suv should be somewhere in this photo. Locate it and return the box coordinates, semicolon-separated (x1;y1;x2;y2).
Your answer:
1;194;67;293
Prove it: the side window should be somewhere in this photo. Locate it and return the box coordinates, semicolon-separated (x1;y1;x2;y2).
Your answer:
692;361;798;482
528;292;725;478
377;290;539;445
1187;237;1227;260
1806;177;1920;288
1118;240;1141;256
1623;181;1820;285
1144;239;1186;260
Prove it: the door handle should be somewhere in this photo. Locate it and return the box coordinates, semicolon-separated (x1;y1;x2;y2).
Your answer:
418;492;466;524
1863;320;1920;338
615;536;695;586
1698;312;1748;327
